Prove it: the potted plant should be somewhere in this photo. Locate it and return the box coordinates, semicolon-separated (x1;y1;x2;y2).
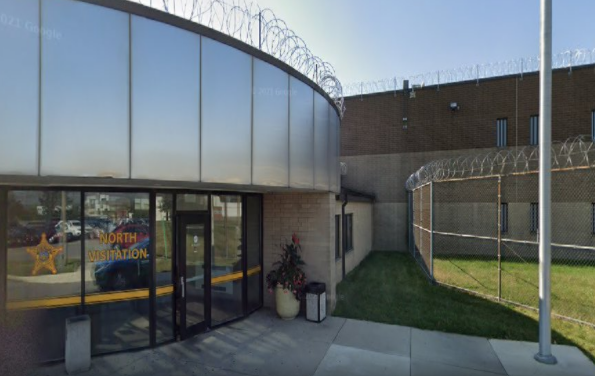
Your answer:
266;233;307;320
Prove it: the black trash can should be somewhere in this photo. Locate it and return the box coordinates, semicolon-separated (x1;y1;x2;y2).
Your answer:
306;282;326;323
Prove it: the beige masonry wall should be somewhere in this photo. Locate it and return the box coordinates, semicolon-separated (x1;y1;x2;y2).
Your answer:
335;201;373;284
262;192;337;311
341;146;498;252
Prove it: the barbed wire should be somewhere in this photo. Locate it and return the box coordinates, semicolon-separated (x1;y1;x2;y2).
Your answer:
129;0;345;116
345;48;595;97
405;135;595;190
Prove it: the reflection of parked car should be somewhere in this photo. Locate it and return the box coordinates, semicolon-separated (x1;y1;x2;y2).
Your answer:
116;218;147;227
94;238;150;291
51;220;94;242
112;224;150;249
7;224;39;248
25;221;59;244
85;217;111;232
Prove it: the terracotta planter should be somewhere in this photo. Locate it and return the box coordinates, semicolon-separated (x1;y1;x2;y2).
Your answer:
275;284;300;320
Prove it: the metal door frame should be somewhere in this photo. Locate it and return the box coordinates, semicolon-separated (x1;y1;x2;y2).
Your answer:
176;213;211;339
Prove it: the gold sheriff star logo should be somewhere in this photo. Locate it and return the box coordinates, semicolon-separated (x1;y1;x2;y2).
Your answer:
26;233;63;276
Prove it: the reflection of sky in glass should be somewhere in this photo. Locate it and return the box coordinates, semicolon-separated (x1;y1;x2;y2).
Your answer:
41;0;129;178
314;92;330;190
201;37;252;184
0;0;39;175
252;59;289;187
131;16;200;181
289;77;314;188
0;0;341;190
329;111;340;192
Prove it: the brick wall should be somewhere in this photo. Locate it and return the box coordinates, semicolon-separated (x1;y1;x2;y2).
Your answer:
342;64;595;156
262;192;337;311
339;64;595;251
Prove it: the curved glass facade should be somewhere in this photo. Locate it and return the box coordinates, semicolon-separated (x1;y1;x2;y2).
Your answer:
0;0;337;363
2;188;262;361
0;0;340;191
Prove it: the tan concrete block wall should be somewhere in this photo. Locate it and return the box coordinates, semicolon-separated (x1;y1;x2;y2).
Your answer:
262;192;337;311
334;201;374;284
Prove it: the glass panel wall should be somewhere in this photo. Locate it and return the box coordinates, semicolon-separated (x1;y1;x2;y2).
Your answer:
289;77;315;188
131;16;201;181
252;60;289;187
0;0;39;175
41;0;130;177
211;195;243;325
5;190;82;362
246;195;262;312
2;189;263;360
314;92;330;190
155;193;174;343
84;192;151;354
201;38;252;184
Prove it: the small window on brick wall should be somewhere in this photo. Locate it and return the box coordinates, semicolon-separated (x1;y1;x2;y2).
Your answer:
591;110;595;141
501;203;508;234
530;203;539;234
497;118;508;147
530;115;539;146
345;214;354;252
335;215;341;259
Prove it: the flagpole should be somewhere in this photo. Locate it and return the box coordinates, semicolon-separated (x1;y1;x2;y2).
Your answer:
534;0;557;365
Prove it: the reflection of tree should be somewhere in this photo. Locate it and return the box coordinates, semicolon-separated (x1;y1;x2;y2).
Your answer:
7;193;28;225
38;192;60;223
159;195;173;221
39;192;74;268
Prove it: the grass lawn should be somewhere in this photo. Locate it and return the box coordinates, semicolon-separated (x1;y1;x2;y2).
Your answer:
433;257;595;324
334;251;595;363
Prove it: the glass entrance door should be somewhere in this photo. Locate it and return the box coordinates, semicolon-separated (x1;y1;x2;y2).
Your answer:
177;215;210;338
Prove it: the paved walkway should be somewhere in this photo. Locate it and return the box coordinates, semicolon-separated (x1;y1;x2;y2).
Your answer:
31;310;595;376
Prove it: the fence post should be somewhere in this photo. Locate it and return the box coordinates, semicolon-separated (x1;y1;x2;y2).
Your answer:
419;187;423;260
497;176;502;301
408;191;413;256
430;182;434;279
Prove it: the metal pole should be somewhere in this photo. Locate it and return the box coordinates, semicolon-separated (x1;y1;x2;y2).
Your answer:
61;191;68;266
430;182;434;278
535;0;557;365
497;177;502;301
409;191;414;256
419;188;423;260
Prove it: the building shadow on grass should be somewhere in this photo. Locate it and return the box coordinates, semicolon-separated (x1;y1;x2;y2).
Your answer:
333;251;595;363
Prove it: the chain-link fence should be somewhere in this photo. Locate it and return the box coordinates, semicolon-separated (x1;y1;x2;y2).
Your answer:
407;137;595;327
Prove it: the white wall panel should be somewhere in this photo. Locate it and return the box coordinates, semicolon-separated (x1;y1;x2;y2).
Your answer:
131;16;200;181
41;0;129;177
289;77;314;189
0;0;39;175
201;37;251;184
252;60;289;187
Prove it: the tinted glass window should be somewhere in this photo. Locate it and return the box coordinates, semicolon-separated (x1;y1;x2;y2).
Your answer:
211;195;243;325
84;192;150;354
5;190;81;362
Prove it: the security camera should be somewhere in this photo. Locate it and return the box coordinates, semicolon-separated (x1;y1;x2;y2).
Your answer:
449;102;460;111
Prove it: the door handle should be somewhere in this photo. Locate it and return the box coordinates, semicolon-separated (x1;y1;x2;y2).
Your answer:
180;276;185;299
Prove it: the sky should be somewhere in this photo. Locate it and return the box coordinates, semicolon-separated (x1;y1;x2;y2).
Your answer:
254;0;595;86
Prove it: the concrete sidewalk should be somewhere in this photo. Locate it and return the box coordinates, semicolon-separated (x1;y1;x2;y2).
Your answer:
30;309;595;376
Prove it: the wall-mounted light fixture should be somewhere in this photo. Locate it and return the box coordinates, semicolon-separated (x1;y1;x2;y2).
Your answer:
449;102;460;111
